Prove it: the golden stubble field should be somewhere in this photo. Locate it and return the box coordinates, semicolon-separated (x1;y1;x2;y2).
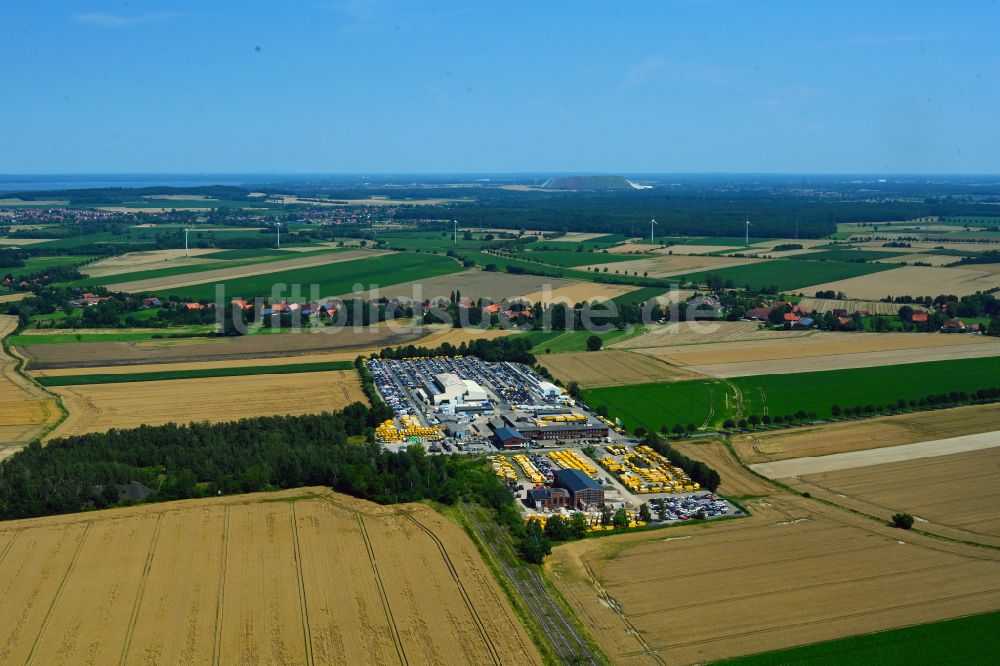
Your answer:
630;330;1000;377
784;444;1000;547
547;439;1000;665
611;320;813;350
800;265;1000;299
734;402;1000;463
18;325;431;369
537;350;701;388
46;370;366;439
0;488;541;665
0;315;60;456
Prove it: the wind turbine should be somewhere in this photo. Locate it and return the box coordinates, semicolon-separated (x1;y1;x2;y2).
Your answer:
184;228;190;257
453;219;458;245
650;218;657;245
276;222;281;248
745;219;751;247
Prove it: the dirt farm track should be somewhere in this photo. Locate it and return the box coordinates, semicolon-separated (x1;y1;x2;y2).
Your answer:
0;489;541;665
547;439;1000;665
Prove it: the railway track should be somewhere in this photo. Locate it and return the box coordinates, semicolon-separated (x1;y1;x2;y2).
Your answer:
459;504;600;665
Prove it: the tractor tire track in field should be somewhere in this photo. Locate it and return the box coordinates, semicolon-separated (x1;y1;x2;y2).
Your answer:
398;509;502;666
212;506;230;666
119;513;164;665
582;559;665;665
355;512;408;666
0;531;21;568
459;504;599;665
290;504;315;666
25;522;92;666
617;587;1000;660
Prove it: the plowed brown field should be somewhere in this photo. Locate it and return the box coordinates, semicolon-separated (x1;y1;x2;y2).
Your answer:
46;370;365;439
0;489;541;665
547;440;1000;665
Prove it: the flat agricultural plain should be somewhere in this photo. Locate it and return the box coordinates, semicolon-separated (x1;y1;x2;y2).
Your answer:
547;440;1000;665
581;254;757;278
796;297;923;316
537;349;701;388
785;443;1000;547
17;325;430;369
106;248;393;293
633;331;1000;377
46;369;365;438
611;320;813;351
0;315;60;457
519;281;636;305
800;265;1000;299
352;270;573;302
0;488;541;665
82;248;219;278
733;402;1000;464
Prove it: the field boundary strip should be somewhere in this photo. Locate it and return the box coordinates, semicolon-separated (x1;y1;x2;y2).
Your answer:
35;360;356;386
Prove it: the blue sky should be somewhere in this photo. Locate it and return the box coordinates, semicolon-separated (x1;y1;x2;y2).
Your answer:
1;1;997;174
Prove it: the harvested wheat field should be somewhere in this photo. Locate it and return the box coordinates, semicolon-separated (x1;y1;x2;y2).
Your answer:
537;350;701;388
734;403;1000;464
107;248;392;292
873;253;959;266
520;281;636;305
635;331;1000;374
659;244;746;255
784;443;1000;547
18;325;429;369
581;254;756;279
800;265;1000;299
553;232;612;243
796;297;925;315
0;488;541;665
683;339;1000;378
612;320;812;351
349;270;572;302
0;292;28;304
547;440;1000;665
82;248;218;278
47;370;365;438
0;316;60;457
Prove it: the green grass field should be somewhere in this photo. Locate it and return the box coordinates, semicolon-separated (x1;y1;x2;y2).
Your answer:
18;255;96;273
612;286;670;305
714;610;1000;665
680;259;896;292
8;325;216;346
583;380;730;432
167;252;462;300
35;360;355;386
530;234;630;251
199;248;302;260
792;248;909;262
581;356;1000;432
515;325;646;353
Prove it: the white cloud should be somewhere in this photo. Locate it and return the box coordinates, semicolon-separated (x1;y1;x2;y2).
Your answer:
73;12;185;28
